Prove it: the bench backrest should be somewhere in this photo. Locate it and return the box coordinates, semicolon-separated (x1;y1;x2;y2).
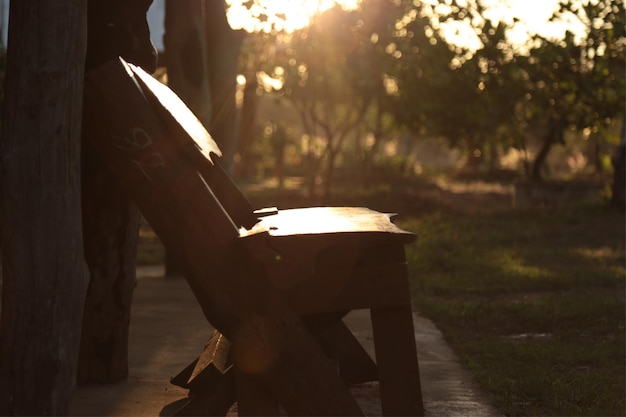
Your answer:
128;62;259;229
83;58;250;253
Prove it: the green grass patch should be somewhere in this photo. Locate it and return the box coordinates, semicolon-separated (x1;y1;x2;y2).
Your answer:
401;203;625;416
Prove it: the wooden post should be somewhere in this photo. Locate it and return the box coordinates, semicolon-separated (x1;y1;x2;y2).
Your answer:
78;156;140;382
78;0;158;382
164;0;212;128
0;0;88;414
163;0;212;277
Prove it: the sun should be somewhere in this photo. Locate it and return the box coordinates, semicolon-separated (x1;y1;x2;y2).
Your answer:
226;0;360;33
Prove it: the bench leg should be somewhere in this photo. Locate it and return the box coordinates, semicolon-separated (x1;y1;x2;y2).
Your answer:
234;368;280;416
371;305;424;416
174;372;236;416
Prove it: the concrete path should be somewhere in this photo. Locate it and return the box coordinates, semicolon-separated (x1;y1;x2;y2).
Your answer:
71;267;501;416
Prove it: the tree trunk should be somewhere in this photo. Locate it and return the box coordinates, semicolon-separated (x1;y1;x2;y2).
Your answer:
78;0;160;380
588;131;603;173
164;0;212;127
322;134;347;202
531;124;563;182
611;120;625;207
0;1;88;415
164;0;213;277
531;139;552;182
235;76;259;179
204;0;244;172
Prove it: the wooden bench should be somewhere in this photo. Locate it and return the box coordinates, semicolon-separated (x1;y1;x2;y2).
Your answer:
83;57;423;416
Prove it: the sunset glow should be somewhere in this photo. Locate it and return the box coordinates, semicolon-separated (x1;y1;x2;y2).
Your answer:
146;0;591;51
226;0;360;33
420;0;588;50
224;0;588;47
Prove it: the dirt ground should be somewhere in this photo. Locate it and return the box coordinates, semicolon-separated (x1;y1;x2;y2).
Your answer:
71;267;502;416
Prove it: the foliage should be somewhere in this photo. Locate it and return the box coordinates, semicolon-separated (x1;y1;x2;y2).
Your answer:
277;7;374;197
402;203;625;416
232;0;625;189
516;0;625;180
386;0;625;178
391;4;527;169
556;0;625;133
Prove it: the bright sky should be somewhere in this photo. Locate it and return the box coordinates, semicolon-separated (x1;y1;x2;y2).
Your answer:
421;0;587;51
224;0;587;47
480;0;587;44
147;0;589;50
225;0;360;33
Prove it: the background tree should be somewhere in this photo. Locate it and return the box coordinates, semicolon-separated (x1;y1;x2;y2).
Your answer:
0;1;88;414
191;0;623;189
345;0;407;179
556;0;625;173
279;7;372;198
234;31;276;179
384;1;526;173
519;32;582;181
165;0;243;172
371;0;624;181
518;0;624;181
205;0;245;172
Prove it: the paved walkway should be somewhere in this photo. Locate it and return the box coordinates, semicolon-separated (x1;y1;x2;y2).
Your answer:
71;266;501;416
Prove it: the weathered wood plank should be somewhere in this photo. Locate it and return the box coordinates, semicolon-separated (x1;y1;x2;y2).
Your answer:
172;329;233;398
308;318;379;385
371;305;424;417
191;330;232;381
131;63;259;230
235;368;280;416
174;371;236;417
251;206;415;240
170;329;231;392
170;358;198;389
282;262;411;315
79;147;140;383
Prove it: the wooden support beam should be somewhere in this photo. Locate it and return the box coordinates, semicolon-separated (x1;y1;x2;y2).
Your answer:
371;305;424;417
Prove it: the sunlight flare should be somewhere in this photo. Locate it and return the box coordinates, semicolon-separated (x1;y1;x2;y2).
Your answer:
226;0;360;33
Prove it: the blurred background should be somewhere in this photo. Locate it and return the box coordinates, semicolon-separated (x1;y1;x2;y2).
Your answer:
0;0;623;204
138;0;624;206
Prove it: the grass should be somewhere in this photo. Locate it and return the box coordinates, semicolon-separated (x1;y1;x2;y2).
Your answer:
136;174;625;416
401;202;625;416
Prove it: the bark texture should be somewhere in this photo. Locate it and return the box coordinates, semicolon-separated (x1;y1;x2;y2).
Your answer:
0;1;89;414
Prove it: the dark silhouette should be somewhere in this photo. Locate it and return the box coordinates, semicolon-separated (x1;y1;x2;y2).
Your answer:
85;0;157;73
0;1;88;415
79;0;158;383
